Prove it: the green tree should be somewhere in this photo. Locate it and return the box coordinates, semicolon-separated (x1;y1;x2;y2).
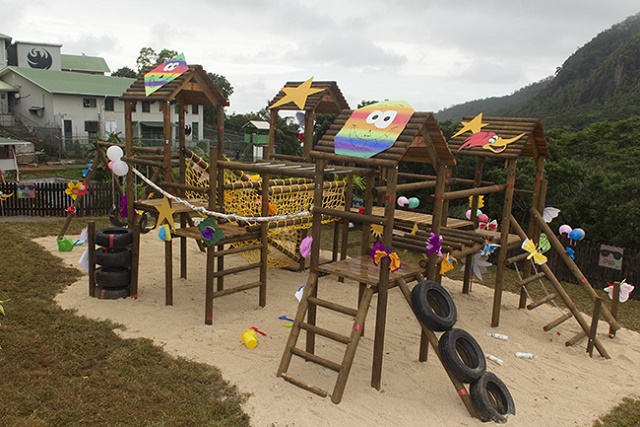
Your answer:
111;66;137;78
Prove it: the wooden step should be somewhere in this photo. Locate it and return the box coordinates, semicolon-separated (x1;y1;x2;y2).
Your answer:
517;272;546;287
281;373;328;398
526;293;557;310
308;296;358;317
565;331;586;347
298;322;351;344
543;312;573;331
290;347;342;372
506;251;530;265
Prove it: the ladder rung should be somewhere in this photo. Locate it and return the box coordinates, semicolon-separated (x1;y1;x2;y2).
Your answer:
526;293;557;310
290;347;342;372
281;373;328;398
308;296;358;317
299;322;351;344
565;331;586;347
543;312;573;331
517;272;546;287
506;252;530;265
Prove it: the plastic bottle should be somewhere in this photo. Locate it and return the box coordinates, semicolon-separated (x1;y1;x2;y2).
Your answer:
487;333;509;341
486;354;504;366
515;352;535;359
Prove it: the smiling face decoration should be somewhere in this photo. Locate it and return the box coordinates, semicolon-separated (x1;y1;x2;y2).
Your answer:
334;100;414;158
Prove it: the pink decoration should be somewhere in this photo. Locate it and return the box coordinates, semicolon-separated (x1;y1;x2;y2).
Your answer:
299;236;313;259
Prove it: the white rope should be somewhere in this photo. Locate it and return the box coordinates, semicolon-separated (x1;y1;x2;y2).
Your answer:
130;167;311;223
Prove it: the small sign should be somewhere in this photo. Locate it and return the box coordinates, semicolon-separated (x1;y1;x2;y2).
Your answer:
599;244;623;270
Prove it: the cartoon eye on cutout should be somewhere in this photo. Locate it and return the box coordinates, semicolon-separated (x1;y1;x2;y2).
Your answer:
373;110;398;129
163;62;180;72
366;110;383;125
488;135;498;145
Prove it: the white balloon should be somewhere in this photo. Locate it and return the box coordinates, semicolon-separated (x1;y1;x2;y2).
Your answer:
111;160;129;176
106;145;123;161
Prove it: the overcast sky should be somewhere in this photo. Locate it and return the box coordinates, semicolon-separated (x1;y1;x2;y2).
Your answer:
2;1;639;115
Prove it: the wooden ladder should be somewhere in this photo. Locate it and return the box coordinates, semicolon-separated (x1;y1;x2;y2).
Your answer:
509;215;616;358
276;272;375;404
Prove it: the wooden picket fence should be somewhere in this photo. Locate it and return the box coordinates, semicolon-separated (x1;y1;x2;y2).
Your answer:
0;181;112;217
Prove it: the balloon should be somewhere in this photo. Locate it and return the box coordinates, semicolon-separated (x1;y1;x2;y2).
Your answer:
569;228;585;241
106;145;123;161
111;160;129;177
397;196;409;207
477;213;489;223
408;197;420;208
108;161;114;170
465;209;482;220
558;224;572;235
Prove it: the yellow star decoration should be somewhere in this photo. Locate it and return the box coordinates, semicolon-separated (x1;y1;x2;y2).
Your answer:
451;113;489;138
370;224;384;239
469;195;485;209
269;77;324;110
155;197;176;231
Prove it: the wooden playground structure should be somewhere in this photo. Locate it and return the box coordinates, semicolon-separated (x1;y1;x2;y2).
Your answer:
69;69;624;419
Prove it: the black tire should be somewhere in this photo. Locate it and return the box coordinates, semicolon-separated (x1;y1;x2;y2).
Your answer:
95;227;133;249
139;212;157;234
95;285;130;300
108;205;127;228
95;266;131;288
470;371;516;423
410;280;457;331
438;328;486;383
94;247;132;267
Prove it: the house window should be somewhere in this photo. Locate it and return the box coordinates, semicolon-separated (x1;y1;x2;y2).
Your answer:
83;98;97;108
192;104;198;114
142;101;151;113
85;121;100;142
192;123;199;141
105;97;115;111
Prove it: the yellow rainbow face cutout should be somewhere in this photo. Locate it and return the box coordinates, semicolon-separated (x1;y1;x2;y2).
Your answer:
334;100;414;158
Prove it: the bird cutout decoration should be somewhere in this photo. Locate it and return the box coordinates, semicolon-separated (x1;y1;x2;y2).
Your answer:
478;219;498;231
542;207;560;223
65;181;88;201
82;163;92;178
440;253;458;275
334;100;415;158
144;53;188;96
521;238;548;265
370;241;401;272
426;232;443;257
155;197;177;231
299;236;313;259
461;252;492;281
370;224;384;239
604;280;635;303
565;247;575;260
198;217;224;247
538;233;551;253
482;241;500;257
269;77;324;110
452;113;526;154
469;195;485;209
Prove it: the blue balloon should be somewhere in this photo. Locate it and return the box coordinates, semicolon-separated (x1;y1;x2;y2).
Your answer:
569;228;585;241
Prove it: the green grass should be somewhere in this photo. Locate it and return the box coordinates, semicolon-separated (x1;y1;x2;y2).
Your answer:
20;165;87;180
0;218;250;427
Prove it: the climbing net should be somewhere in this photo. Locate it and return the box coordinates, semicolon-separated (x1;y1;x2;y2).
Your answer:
184;151;346;268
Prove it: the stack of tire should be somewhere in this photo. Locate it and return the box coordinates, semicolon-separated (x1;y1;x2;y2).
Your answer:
93;227;133;300
410;280;515;423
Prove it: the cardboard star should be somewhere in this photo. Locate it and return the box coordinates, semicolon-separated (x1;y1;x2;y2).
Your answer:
451;113;489;138
269;77;324;110
155;197;176;231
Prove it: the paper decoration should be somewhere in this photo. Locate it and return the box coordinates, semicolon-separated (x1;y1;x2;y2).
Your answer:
144;53;188;96
440;253;458;275
453;113;525;154
158;224;172;241
565;247;575;260
17;183;35;199
426;232;443;257
481;241;500;257
295;285;305;302
599;244;623;270
78;249;89;273
461;252;492;281
370;241;401;272
542;207;560;223
64;181;87;201
604;280;634;303
198;217;224;246
299;236;313;259
370;224;384;239
521;238;548;265
82;163;92;178
269;77;324;110
538;233;551;254
469;195;485;209
334;100;414;158
155;197;176;231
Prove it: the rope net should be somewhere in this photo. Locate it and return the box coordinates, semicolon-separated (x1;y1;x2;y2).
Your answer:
184;151;345;268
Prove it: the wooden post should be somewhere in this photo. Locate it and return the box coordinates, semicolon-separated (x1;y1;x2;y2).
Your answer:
463;157;484;294
302;110;314;161
124;101;135;228
427;163;447;281
587;297;602;357
609;281;620;337
130;223;140;299
216;104;225;158
491;159;517;327
259;170;270;307
88;221;95;297
178;101;188;279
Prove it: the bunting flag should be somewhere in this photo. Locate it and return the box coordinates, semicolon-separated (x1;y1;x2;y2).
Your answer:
144;53;188;96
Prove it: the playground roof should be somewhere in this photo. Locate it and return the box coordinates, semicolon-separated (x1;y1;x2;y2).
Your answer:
312;109;456;167
447;116;550;160
119;64;229;107
268;81;349;114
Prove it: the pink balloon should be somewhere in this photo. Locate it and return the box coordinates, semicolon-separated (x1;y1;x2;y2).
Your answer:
397;196;409;207
108;161;114;170
558;224;572;235
477;213;489;223
465;209;482;220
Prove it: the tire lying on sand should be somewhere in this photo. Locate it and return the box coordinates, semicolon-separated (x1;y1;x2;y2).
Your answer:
410;280;457;331
438;328;486;383
470;371;516;423
94;247;132;267
95;227;133;249
95;266;131;288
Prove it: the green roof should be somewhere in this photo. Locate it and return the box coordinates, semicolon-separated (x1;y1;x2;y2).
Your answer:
1;66;134;97
61;54;110;73
0;33;11;42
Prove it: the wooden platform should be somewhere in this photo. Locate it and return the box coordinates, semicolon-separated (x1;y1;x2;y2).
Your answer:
351;206;473;229
172;222;260;241
316;255;423;287
134;197;208;214
475;228;523;249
